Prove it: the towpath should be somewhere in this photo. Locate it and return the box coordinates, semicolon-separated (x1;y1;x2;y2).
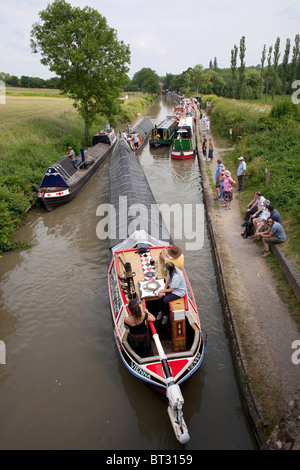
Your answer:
198;118;299;448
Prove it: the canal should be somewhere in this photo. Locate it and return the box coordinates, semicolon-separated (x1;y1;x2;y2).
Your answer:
0;96;256;450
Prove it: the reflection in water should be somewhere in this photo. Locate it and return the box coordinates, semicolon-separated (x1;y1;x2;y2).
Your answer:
0;97;256;450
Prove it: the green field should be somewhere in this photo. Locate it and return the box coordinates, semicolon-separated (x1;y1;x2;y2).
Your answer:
0;95;76;126
0;89;156;252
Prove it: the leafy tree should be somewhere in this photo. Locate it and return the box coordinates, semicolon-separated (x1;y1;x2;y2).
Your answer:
213;57;218;72
230;45;238;98
184;65;204;94
238;36;246;99
131;68;160;94
265;45;273;101
245;69;261;99
271;37;281;101
30;0;130;144
163;73;175;91
281;38;291;98
259;44;266;99
290;34;300;91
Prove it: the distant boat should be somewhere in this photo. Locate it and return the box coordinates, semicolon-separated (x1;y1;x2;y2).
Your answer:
149;116;178;148
125;116;154;153
171;116;198;160
37;128;116;211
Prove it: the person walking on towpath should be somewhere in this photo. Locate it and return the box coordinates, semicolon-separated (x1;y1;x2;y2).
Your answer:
237;156;246;192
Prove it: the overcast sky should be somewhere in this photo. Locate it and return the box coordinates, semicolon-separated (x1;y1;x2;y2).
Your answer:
1;0;299;79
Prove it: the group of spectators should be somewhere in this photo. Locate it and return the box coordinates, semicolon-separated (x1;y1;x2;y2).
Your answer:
214;159;286;257
214;158;237;210
241;191;286;257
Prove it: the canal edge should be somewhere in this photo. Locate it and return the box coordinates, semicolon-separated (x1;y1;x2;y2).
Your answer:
195;112;267;448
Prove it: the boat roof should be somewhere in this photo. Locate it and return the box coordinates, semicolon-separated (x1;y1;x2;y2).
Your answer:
154;116;177;130
108;138;171;249
178;116;194;128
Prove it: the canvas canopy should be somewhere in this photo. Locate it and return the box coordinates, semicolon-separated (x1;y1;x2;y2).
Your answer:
39;157;77;188
108;139;171;249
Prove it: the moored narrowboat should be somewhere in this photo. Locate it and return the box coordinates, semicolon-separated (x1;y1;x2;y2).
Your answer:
171;116;198;160
37;127;117;211
149;116;177;148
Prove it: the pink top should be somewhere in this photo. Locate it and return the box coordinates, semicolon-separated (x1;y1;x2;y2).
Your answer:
224;176;234;191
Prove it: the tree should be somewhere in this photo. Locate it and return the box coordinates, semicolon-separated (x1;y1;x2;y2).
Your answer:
238;36;246;99
265;45;273;101
290;34;300;91
230;45;238;98
213;57;218;72
131;68;160;94
30;0;130;144
271;37;281;101
259;44;266;99
281;38;290;99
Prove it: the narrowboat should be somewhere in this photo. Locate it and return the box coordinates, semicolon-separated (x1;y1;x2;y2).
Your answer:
108;139;205;444
171;116;198;160
149;116;177;148
126;116;154;153
37;127;116;211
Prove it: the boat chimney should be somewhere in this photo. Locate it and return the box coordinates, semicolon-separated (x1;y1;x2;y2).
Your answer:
80;148;85;162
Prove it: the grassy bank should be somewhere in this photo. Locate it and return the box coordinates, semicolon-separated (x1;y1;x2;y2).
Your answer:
203;95;300;276
0;90;156;252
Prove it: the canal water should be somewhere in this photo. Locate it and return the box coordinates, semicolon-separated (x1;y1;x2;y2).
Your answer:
0;96;256;450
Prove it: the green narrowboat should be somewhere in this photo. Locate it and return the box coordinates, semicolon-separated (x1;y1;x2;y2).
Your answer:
149;116;178;148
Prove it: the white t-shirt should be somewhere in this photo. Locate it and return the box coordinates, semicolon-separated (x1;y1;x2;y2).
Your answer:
257;196;265;209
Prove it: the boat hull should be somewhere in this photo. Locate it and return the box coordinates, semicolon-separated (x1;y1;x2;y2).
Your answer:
171;150;196;160
38;144;114;211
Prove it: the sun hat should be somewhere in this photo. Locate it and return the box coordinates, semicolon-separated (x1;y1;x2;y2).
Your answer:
220;167;226;173
263;200;270;206
224;170;231;176
238;156;244;160
167;246;182;258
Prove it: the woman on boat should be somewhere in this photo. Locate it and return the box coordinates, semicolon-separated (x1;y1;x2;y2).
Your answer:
157;262;186;326
124;299;156;358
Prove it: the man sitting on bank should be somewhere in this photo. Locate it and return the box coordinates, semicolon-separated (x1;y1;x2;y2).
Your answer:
255;217;286;257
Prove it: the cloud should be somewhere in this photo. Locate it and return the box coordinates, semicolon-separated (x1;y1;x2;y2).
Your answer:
0;0;299;79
